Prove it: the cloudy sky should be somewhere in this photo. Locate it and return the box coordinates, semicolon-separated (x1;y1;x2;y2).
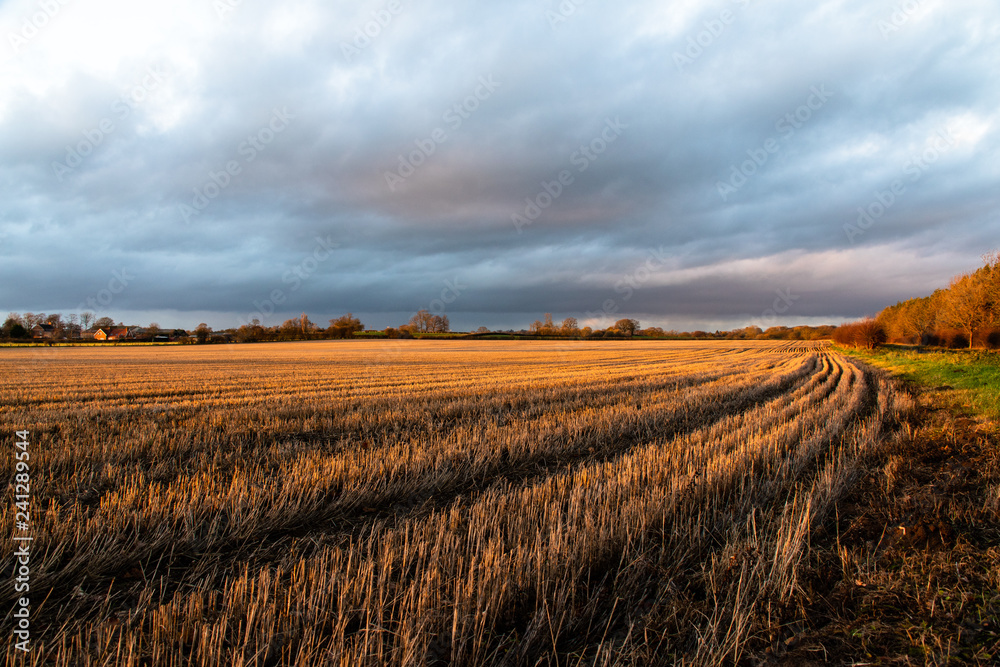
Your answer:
1;0;998;331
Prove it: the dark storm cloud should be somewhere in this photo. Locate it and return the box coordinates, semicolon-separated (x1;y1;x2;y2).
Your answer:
1;0;998;330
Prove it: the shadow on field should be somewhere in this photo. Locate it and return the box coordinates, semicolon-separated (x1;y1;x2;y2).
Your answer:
774;385;1000;665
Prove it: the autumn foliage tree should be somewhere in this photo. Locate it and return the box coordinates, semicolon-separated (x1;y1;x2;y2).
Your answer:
613;318;640;337
940;273;990;349
328;313;364;339
980;251;1000;326
865;252;1000;349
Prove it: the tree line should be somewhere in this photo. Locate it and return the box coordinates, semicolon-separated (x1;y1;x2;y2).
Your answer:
230;313;366;343
0;312;179;340
3;312;99;339
835;252;1000;349
522;314;641;337
503;315;834;341
4;308;839;344
231;310;449;343
0;310;439;343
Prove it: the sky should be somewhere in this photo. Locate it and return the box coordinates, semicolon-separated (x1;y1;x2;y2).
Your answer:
1;0;998;332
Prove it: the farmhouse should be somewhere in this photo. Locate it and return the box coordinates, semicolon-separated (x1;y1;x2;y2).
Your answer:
31;323;55;339
93;327;135;341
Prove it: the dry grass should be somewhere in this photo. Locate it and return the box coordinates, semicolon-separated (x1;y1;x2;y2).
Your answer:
0;340;912;665
781;383;1000;666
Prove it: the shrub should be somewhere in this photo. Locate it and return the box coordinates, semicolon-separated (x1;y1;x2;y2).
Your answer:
833;318;887;349
985;329;1000;349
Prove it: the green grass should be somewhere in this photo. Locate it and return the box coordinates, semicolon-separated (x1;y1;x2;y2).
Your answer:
839;344;1000;420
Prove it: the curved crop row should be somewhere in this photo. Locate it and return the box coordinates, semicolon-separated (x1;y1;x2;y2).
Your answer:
0;340;910;666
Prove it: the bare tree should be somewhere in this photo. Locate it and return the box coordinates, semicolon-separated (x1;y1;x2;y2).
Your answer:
299;312;315;335
560;317;578;335
409;310;448;333
429;314;449;332
67;314;79;337
409;310;430;333
80;312;95;330
195;323;212;344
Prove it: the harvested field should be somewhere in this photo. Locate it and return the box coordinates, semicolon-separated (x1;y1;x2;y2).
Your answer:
0;340;913;665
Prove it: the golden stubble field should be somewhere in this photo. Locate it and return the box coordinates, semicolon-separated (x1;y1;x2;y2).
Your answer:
0;340;913;666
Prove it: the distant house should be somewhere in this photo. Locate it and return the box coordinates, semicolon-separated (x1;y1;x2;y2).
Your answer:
31;323;55;339
93;327;135;341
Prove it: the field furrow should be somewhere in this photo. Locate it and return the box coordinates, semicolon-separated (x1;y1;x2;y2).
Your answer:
0;340;910;666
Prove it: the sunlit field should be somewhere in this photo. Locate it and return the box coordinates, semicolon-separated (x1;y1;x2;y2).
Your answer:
0;340;912;665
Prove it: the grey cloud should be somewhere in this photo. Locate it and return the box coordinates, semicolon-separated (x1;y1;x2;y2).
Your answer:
1;0;998;330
